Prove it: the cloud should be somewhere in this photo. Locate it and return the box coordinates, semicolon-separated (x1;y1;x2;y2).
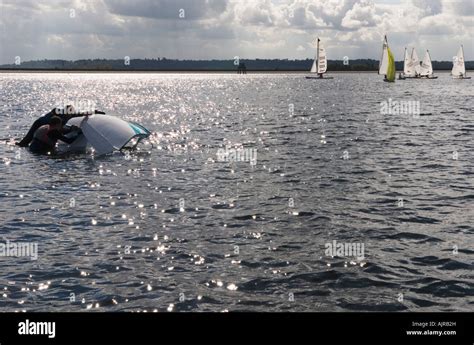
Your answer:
412;0;442;16
442;0;474;16
104;0;228;20
341;0;378;29
0;0;472;64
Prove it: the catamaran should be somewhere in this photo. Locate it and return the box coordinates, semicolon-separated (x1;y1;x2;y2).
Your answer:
306;38;333;79
379;35;395;82
452;45;471;79
419;50;437;79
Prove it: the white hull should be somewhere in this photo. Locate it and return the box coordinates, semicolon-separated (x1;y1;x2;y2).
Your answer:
305;75;333;79
57;114;150;156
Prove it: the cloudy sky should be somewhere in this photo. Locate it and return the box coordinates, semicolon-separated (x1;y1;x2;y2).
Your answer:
0;0;472;64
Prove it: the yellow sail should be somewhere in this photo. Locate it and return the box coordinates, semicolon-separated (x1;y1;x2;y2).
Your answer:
386;47;396;82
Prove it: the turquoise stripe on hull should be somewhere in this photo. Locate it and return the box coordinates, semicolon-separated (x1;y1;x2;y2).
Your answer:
129;123;146;135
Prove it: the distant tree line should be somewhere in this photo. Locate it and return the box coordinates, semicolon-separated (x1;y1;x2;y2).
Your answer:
1;58;472;71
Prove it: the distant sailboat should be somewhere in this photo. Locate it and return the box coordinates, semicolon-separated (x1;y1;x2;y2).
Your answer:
419;50;437;79
452;45;471;79
379;35;395;82
399;47;418;79
411;48;421;77
306;38;333;79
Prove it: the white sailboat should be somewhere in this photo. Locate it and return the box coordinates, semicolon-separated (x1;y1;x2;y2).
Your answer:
419;50;437;79
452;45;471;79
306;38;333;79
411;48;421;77
399;47;416;79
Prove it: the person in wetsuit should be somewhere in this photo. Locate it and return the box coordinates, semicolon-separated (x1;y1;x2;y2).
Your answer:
16;105;105;147
29;116;80;154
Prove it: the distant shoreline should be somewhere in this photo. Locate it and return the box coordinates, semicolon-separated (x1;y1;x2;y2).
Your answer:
0;69;468;74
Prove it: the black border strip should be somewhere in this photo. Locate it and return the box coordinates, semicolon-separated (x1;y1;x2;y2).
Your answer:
0;312;472;345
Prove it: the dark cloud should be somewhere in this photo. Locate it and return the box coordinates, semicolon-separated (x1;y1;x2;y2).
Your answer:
104;0;228;20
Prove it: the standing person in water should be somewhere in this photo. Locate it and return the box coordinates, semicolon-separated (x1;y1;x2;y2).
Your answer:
29;116;80;154
16;105;105;147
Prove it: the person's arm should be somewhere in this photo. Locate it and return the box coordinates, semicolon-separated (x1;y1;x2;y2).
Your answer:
59;135;77;145
61;125;81;135
64;110;105;120
49;130;78;145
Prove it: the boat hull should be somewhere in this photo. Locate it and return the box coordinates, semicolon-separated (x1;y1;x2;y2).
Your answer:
305;76;334;79
57;114;151;156
401;75;438;79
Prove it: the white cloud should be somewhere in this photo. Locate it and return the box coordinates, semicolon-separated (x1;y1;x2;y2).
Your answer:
341;0;378;29
0;0;472;63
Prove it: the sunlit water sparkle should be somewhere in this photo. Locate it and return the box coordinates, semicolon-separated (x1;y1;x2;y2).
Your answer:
0;72;473;312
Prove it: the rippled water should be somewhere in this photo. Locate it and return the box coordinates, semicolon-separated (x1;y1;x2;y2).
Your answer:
0;72;473;312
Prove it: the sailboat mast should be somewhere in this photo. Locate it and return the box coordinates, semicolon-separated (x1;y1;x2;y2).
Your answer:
462;45;466;77
379;35;387;75
404;47;407;72
317;38;320;72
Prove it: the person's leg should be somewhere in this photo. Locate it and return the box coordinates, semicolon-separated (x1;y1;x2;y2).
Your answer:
16;118;47;147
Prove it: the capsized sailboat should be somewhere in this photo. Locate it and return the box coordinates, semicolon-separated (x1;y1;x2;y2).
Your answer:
306;38;333;79
452;45;471;79
379;35;395;82
57;114;151;155
419;50;438;79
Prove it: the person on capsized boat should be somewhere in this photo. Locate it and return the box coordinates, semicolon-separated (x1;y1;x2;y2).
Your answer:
16;105;105;147
29;116;81;154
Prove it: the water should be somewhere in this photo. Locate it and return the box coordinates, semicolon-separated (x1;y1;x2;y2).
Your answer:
0;72;473;312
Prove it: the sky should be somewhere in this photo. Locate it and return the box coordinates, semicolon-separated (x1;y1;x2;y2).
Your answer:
0;0;472;64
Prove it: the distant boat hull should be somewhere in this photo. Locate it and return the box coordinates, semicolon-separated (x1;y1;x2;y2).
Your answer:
399;76;438;80
419;75;438;79
305;76;334;79
453;76;471;79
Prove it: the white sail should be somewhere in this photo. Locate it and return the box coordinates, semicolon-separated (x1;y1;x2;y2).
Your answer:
403;47;415;76
317;39;327;74
310;59;317;73
452;45;466;77
419;50;433;76
378;36;389;74
310;38;327;74
411;48;421;75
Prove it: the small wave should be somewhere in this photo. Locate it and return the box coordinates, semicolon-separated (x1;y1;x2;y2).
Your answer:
412;280;474;297
383;232;442;242
395;216;441;224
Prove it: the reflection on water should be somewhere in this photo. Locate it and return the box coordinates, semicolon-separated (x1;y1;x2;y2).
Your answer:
0;72;473;312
